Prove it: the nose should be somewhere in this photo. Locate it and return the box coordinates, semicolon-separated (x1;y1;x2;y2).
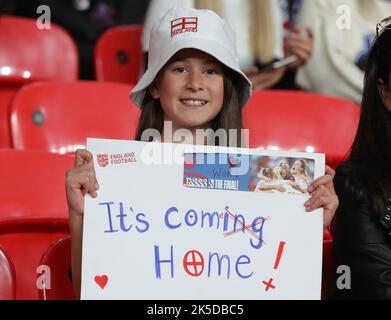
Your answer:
186;70;204;91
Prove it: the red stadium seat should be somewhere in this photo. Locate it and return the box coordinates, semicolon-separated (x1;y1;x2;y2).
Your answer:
95;25;143;84
39;236;75;300
243;90;360;169
0;86;17;148
0;15;79;148
0;245;16;300
0;15;78;84
10;81;140;154
0;149;74;299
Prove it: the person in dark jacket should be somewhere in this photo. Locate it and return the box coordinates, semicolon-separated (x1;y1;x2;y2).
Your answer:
331;16;391;300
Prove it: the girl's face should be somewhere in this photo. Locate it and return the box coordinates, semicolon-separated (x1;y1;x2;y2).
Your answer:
149;48;224;130
280;163;290;176
291;160;303;175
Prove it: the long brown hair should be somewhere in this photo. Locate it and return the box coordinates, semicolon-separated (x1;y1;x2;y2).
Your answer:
342;23;391;213
195;0;276;63
135;66;247;147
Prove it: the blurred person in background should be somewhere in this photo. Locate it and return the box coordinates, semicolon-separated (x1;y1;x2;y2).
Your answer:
142;0;314;90
296;0;391;103
15;0;150;79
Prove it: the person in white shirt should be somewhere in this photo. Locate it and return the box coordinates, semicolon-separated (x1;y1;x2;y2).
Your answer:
296;0;391;103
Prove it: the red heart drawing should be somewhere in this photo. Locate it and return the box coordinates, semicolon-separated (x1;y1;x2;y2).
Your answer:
94;275;108;289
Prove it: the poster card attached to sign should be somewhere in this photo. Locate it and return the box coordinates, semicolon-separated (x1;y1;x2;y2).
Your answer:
81;138;324;300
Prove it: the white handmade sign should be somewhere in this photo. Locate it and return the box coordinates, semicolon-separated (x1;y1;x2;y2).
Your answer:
81;138;324;300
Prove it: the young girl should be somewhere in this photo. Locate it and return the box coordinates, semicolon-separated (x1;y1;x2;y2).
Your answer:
66;6;338;298
143;0;314;90
289;159;310;194
254;167;285;193
331;16;391;299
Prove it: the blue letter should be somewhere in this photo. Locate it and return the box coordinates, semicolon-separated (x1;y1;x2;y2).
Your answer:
165;207;181;229
250;217;266;250
233;214;246;233
185;209;198;227
201;211;220;229
235;255;253;279
136;213;150;233
154;245;174;279
208;252;231;279
116;202;132;232
99;202;118;233
223;206;230;232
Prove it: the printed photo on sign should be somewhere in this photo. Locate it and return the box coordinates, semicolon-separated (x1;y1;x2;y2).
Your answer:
183;153;314;195
249;156;315;195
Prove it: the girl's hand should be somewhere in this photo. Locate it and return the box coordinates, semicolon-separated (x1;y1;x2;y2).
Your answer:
287;180;298;188
66;149;99;218
304;166;339;228
66;149;99;298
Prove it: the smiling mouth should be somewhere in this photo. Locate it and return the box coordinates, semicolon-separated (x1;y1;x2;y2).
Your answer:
180;99;208;107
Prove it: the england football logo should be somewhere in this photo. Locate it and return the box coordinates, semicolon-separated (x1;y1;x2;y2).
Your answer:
97;154;109;167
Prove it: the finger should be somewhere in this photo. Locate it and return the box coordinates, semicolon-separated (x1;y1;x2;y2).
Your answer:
288;39;313;53
76;151;99;191
74;149;93;167
306;186;338;212
305;27;314;39
289;47;311;63
91;161;99;191
325;165;335;179
288;33;309;43
308;174;333;193
254;68;285;88
67;164;98;195
244;66;259;77
307;196;338;214
305;193;334;212
80;163;99;195
248;71;268;85
67;174;94;208
69;170;96;195
305;185;328;207
251;72;273;88
289;29;313;42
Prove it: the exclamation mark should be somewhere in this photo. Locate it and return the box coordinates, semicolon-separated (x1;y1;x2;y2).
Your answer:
261;241;286;292
273;241;286;270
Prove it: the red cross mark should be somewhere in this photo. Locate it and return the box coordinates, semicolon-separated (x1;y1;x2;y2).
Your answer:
183;250;204;277
262;278;276;291
171;17;198;37
223;208;268;245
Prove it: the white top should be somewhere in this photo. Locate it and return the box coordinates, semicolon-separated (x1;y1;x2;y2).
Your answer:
142;0;284;70
294;176;309;191
254;178;304;194
296;0;391;102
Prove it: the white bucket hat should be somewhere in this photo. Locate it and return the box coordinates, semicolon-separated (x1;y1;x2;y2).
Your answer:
130;6;252;108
